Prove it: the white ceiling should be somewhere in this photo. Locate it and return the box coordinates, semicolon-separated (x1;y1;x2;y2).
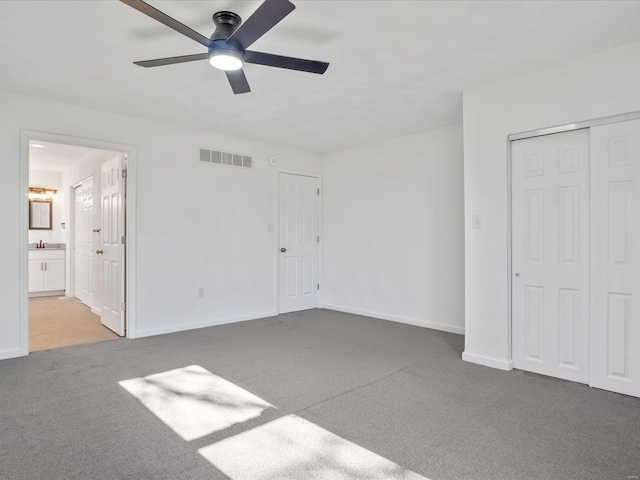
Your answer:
29;141;96;172
2;1;640;153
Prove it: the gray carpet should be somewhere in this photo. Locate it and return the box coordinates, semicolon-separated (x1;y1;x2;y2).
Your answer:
1;309;639;480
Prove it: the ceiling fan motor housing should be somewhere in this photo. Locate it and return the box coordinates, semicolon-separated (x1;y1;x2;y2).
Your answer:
209;11;244;63
211;11;242;43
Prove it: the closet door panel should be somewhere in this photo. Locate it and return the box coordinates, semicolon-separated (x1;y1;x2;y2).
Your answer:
512;129;590;383
591;119;640;398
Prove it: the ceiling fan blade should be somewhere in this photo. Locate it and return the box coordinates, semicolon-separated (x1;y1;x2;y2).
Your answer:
120;0;211;48
226;0;295;50
134;53;209;68
225;69;251;94
244;50;329;74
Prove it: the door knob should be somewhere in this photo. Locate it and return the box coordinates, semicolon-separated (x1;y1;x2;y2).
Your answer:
280;248;287;253
515;273;520;277
96;249;104;255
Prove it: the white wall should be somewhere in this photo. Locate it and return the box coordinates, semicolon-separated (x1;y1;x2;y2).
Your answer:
28;170;62;244
463;40;640;369
0;90;321;359
321;124;465;334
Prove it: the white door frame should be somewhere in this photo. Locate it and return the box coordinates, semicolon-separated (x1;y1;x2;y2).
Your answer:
275;168;322;314
506;110;640;368
19;130;138;355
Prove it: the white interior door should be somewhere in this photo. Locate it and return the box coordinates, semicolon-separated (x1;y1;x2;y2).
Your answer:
590;119;640;397
74;178;93;307
512;129;590;383
100;156;125;336
279;173;319;314
74;185;82;298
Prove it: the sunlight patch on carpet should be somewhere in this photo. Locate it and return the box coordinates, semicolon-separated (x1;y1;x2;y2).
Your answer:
119;365;274;441
199;414;429;480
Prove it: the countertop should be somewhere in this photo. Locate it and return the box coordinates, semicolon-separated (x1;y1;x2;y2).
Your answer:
29;244;66;251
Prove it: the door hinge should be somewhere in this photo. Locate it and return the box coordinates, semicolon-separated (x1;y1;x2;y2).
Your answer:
317;188;320;195
121;235;126;245
121;302;126;312
317;235;320;243
317;284;320;291
122;169;128;179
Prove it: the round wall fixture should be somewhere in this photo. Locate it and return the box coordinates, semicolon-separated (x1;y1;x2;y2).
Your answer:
268;156;278;166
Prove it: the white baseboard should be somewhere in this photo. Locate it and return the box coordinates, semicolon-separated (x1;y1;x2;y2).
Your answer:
0;348;27;361
462;351;513;371
321;304;464;335
91;307;101;315
28;290;65;298
135;311;279;339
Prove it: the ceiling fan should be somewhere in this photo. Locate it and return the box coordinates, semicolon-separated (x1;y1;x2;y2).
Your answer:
120;0;330;94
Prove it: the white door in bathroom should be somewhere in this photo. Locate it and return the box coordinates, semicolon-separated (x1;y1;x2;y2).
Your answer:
74;178;94;308
99;155;125;336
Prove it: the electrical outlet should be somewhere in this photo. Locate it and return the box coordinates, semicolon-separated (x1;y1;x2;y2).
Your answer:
198;288;205;298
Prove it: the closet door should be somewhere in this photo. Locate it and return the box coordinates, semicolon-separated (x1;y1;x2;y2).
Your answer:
590;119;640;397
512;129;590;383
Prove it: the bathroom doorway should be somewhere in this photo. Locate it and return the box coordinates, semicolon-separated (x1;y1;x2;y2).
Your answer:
22;132;136;353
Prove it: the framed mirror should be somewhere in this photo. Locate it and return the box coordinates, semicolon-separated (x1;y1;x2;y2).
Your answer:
29;199;53;230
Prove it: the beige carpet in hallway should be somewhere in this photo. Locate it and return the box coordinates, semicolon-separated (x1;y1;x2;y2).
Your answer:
29;296;118;351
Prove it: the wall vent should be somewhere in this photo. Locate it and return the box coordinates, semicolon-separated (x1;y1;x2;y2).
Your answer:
200;148;253;169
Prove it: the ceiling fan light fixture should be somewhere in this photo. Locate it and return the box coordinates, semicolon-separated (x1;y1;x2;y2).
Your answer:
121;0;329;94
209;49;243;71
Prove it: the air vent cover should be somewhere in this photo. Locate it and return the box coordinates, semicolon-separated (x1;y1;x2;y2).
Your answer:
200;148;253;169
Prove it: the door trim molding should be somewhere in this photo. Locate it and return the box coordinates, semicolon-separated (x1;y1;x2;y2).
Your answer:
506;110;640;369
19;130;139;356
276;169;322;314
508;110;640;141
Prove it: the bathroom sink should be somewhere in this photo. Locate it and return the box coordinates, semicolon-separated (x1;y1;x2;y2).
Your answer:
28;245;65;251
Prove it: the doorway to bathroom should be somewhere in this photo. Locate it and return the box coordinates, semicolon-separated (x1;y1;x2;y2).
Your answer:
22;132;136;353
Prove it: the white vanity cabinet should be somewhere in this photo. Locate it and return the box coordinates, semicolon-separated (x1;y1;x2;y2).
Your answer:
28;249;66;295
